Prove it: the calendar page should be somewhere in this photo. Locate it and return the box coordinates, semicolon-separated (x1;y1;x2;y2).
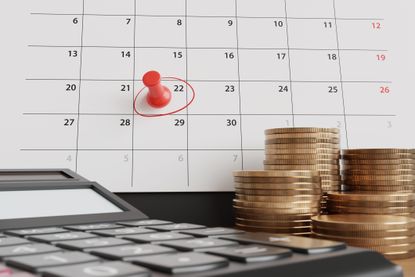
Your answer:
0;0;413;192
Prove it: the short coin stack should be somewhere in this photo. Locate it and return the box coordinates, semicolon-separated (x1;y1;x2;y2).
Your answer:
263;128;341;212
312;214;415;260
342;148;415;194
327;192;415;218
233;170;322;236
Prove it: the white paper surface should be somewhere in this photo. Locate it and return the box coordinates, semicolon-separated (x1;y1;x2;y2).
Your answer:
0;0;413;192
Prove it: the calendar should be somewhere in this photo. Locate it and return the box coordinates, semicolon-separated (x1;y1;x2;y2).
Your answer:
0;0;413;192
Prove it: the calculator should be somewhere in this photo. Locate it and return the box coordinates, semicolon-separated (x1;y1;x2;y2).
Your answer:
0;170;403;277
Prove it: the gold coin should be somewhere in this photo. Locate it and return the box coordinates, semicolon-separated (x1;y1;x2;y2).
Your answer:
233;202;320;215
235;218;312;228
312;232;415;246
234;176;321;183
327;199;415;208
312;225;415;238
234;183;321;190
343;149;415;155
327;205;415;214
358;244;415;254
235;194;322;202
343;179;415;186
264;159;339;166
342;169;415;176
327;192;415;202
265;143;340;150
264;164;340;171
384;250;415;260
233;205;320;215
343;164;415;170
344;175;415;182
233;199;320;209
236;223;312;233
233;170;319;178
235;211;314;221
265;133;339;140
235;188;322;196
265;148;340;155
265;127;340;135
319;175;341;181
343;159;415;165
344;185;415;192
311;214;415;231
265;138;340;144
265;154;340;160
342;153;415;160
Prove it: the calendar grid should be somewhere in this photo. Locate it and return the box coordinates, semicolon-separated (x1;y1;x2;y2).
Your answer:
18;1;398;191
332;0;350;148
283;0;295;126
130;0;138;187
74;0;86;172
30;12;385;21
234;0;244;169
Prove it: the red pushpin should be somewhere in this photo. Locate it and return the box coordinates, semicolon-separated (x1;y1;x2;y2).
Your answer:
143;70;172;109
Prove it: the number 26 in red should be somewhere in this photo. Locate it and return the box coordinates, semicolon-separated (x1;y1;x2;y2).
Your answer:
380;86;390;94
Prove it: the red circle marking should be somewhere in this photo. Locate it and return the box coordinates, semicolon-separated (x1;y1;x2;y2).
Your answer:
134;76;196;118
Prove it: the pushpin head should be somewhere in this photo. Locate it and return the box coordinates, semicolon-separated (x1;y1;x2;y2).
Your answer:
143;70;172;109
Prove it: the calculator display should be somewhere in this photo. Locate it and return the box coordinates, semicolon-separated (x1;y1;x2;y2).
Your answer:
0;188;123;220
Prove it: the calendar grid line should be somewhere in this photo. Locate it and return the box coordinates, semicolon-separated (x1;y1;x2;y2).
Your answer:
22;113;396;117
234;0;244;170
283;0;295;126
27;45;389;52
30;12;385;21
130;0;138;188
20;148;268;152
25;78;393;84
333;0;350;148
184;0;190;187
74;0;86;172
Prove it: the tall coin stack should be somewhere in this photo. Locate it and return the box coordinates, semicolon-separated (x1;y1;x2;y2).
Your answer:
336;148;415;218
263;128;341;212
233;170;321;236
312;214;415;260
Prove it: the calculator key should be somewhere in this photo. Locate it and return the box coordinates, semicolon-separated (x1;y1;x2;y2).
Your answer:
123;232;192;243
91;228;154;237
90;244;176;260
161;238;237;251
5;228;66;237
0;237;28;247
180;227;244;237
131;252;228;274
0;244;60;260
64;224;122;231
206;244;292;263
29;232;96;243
0;234;6;238
118;220;172;227
56;238;131;251
6;252;99;273
147;223;205;232
42;261;149;277
221;233;346;254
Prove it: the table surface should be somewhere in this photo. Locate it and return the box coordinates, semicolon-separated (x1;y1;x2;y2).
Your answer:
394;257;415;277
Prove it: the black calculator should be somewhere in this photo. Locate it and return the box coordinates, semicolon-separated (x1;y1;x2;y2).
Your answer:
0;170;403;277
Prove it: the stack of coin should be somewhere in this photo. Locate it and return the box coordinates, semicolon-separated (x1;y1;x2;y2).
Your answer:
342;149;415;194
327;192;415;218
233;170;321;236
263;128;341;212
312;214;415;260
